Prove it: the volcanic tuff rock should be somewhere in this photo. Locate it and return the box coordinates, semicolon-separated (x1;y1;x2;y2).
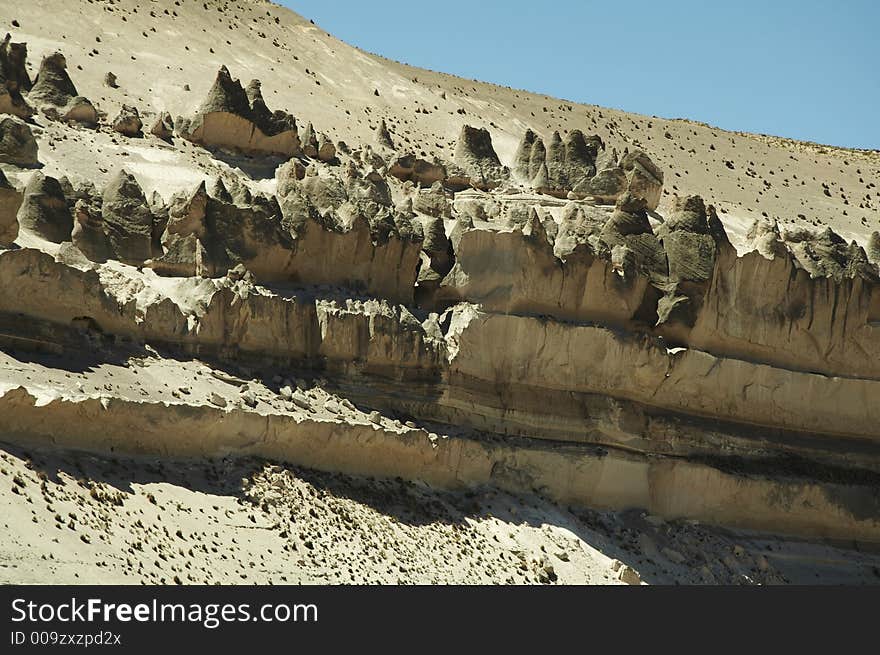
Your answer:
100;169;155;264
149;111;174;141
16;172;72;243
71;199;112;263
375;119;395;149
452;125;508;189
869;231;880;264
388;154;446;187
514;129;602;195
179;66;300;157
620;149;664;210
27;52;97;125
0;115;38;167
111;104;143;137
511;129;664;208
0;169;21;245
0;33;34;118
1;0;880;560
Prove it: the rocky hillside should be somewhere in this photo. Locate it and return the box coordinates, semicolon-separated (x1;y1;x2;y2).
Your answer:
1;0;879;584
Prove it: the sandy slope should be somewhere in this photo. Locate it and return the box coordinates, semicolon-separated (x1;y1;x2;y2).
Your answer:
3;0;878;244
5;442;880;585
1;346;879;585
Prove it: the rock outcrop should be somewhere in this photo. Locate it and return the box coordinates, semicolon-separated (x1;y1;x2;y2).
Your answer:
620;150;664;210
111;104;143;137
0;115;38;167
27;52;98;125
388;154;446;187
16;173;72;243
868;231;880;265
451;125;507;190
0;6;877;553
375;119;394;149
0;33;34;119
514;129;601;196
150;112;174;141
513;129;663;208
101;169;156;264
0;169;21;245
150;170;423;303
70;199;112;263
179;66;300;157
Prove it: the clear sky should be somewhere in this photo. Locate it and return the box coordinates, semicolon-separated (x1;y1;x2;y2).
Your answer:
281;0;879;150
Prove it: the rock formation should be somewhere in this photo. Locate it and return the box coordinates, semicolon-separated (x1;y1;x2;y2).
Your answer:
27;52;98;125
515;129;601;196
0;169;21;245
1;0;879;562
16;173;72;243
620;150;664;210
375;119;395;149
868;231;880;265
0;115;38;167
451;125;507;189
150;111;174;140
0;33;34;118
101;169;155;263
111;104;143;137
70;199;112;262
513;128;663;208
179;66;300;157
388;154;446;187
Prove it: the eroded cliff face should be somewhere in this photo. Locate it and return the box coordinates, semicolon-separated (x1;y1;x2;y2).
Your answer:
1;27;878;544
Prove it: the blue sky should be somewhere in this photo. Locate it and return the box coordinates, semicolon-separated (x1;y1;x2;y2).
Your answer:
282;0;879;150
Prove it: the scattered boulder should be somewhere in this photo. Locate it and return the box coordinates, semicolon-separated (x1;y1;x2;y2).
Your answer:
0;115;38;167
103;71;118;88
178;66;300;157
111;104;143;137
16;172;72;242
0;169;21;245
617;565;641;585
27;52;97;125
150;111;174;141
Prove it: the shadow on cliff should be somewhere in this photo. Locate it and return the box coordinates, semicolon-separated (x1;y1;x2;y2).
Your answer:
208;148;288;181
